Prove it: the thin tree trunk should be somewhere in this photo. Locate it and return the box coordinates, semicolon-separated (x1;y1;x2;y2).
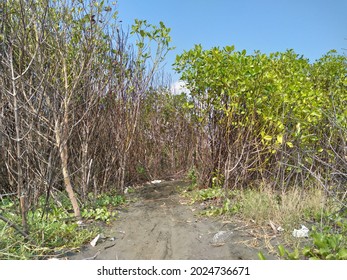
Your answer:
81;126;89;201
53;57;82;221
10;48;28;234
55;120;81;221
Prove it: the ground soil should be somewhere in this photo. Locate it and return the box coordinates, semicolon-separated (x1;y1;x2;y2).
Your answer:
67;180;278;260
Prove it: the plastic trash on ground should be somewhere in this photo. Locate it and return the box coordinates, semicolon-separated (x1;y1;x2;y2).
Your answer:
90;233;106;247
292;225;309;238
151;180;162;184
90;234;100;247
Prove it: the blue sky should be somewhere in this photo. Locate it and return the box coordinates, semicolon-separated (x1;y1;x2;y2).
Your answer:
117;0;347;83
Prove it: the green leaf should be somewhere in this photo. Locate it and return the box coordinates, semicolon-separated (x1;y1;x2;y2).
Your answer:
258;251;267;260
276;134;283;144
286;142;294;148
278;245;286;257
302;246;312;256
338;248;347;260
263;135;273;141
292;248;300;260
224;45;235;53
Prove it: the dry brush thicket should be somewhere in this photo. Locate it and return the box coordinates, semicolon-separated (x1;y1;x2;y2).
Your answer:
0;0;194;231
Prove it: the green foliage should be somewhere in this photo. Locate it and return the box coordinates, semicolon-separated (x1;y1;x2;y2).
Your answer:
82;192;125;223
277;245;301;260
93;193;126;208
257;251;267;260
131;18;174;66
0;198;14;210
0;198;97;259
174;45;347;188
275;210;347;260
186;168;197;185
136;165;147;176
196;187;224;201
303;229;347;260
201;198;238;217
0;191;125;259
277;229;347;260
82;207;115;224
187;180;238;216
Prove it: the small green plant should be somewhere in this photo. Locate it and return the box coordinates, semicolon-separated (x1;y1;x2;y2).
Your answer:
201;198;239;216
0;191;125;259
94;193;125;207
186;179;240;217
81;207;116;224
0;198;97;259
275;223;347;260
81;192;125;224
0;198;14;209
186;167;197;189
211;171;224;189
197;187;224;201
126;187;135;194
277;245;301;260
136;164;147;179
302;227;347;260
258;251;267;260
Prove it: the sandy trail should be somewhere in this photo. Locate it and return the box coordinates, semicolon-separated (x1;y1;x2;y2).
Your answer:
68;180;276;260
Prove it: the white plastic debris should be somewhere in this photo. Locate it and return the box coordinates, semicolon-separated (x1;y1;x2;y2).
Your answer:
90;233;105;247
292;225;309;238
90;234;101;247
151;180;162;184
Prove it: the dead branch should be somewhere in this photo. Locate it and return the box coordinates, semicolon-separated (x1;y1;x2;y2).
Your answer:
0;213;31;241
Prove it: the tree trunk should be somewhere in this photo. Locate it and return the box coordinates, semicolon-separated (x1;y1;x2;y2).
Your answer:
55;120;81;221
55;56;82;221
10;48;28;234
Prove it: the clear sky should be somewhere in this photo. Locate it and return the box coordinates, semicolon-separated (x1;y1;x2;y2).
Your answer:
117;0;347;84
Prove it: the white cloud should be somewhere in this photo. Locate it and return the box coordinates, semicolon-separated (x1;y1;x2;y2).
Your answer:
170;80;190;95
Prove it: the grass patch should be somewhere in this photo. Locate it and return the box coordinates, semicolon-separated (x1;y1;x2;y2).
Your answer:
183;182;347;259
0;191;126;260
237;185;330;230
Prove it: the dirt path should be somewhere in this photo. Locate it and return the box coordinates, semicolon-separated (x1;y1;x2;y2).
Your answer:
68;180;276;260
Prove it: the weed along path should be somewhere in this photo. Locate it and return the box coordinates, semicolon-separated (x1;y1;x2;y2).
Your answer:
68;180;276;260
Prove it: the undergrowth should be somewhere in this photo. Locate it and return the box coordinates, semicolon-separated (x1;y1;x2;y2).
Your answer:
184;178;347;260
0;191;125;260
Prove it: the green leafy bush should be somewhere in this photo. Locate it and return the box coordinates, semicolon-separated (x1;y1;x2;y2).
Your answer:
174;45;347;190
